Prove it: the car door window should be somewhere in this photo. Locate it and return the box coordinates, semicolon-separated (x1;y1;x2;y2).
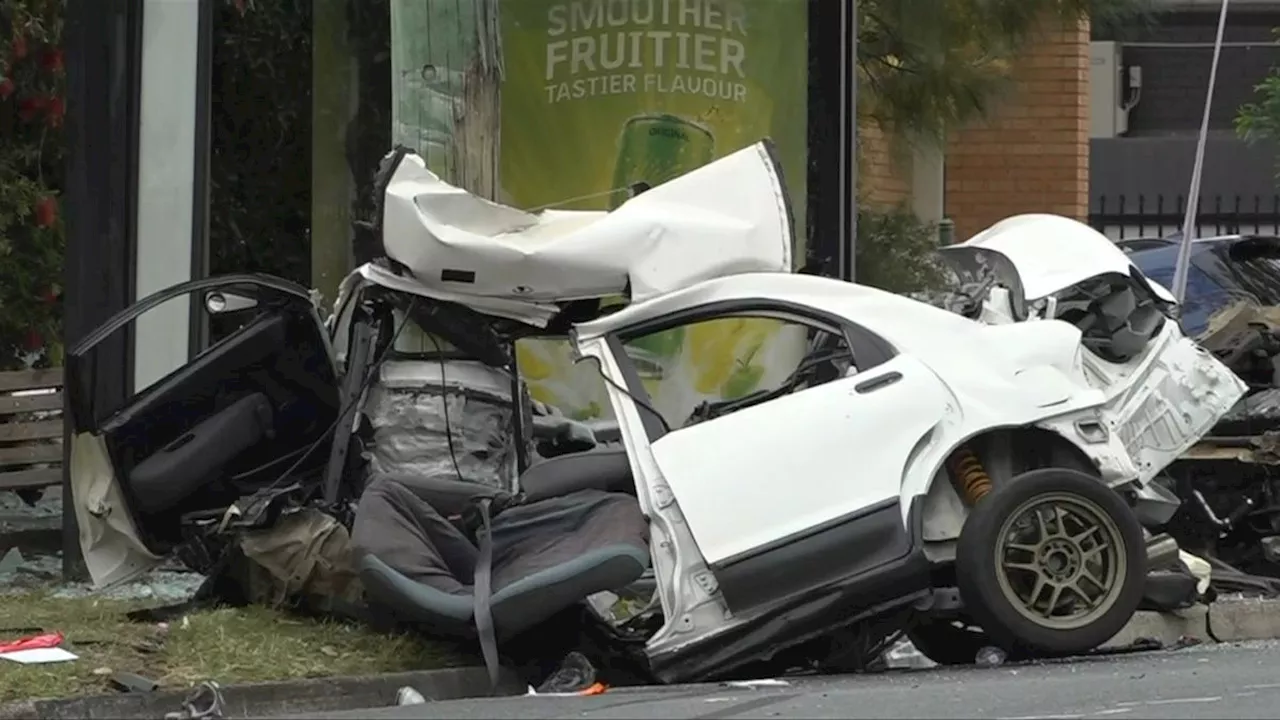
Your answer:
618;314;856;431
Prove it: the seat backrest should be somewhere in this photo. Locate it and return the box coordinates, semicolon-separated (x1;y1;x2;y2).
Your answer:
519;448;635;501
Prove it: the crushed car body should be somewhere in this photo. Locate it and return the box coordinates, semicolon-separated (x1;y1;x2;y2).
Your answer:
65;146;1245;687
1127;234;1280;595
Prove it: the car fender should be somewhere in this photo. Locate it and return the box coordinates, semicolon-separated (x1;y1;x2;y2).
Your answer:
896;365;1121;535
904;414;1132;545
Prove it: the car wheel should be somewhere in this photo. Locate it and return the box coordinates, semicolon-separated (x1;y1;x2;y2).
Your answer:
956;468;1147;656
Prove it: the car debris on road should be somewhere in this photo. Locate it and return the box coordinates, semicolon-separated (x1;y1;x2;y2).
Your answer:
1128;236;1280;600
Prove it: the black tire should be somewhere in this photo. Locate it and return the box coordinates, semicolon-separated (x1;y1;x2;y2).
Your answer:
956;468;1147;656
905;619;990;666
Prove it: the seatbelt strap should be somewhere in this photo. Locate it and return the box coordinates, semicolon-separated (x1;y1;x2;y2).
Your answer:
472;497;500;695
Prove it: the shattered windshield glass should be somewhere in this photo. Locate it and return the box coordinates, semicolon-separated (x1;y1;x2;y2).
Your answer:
1210;239;1280;306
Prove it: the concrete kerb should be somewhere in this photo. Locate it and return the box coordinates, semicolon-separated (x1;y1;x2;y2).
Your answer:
0;666;526;720
1103;597;1280;649
5;599;1280;719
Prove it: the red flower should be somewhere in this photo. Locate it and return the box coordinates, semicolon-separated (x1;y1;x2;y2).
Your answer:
44;96;63;127
39;286;59;304
40;48;63;74
17;96;45;122
34;196;57;228
11;35;27;62
0;78;13;99
23;330;42;352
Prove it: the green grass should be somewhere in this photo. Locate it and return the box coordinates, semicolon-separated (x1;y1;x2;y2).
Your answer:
0;593;465;704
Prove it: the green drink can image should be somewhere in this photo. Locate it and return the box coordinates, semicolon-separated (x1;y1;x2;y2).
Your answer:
609;114;716;371
609;113;716;211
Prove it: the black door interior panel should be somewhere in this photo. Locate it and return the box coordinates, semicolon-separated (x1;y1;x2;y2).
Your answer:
102;307;340;551
129;392;275;515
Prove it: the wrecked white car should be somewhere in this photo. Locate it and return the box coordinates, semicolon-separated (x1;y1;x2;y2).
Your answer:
64;143;1245;689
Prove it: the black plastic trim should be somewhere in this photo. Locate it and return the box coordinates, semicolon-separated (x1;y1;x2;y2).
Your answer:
66;274;317;433
605;333;668;442
187;0;214;358
855;371;902;394
649;497;930;683
616;299;860;347
804;0;849;279
70;274;313;357
712;497;911;613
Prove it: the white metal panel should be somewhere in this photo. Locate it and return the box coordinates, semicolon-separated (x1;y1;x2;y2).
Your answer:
647;355;948;565
133;0;199;391
1090;41;1123;139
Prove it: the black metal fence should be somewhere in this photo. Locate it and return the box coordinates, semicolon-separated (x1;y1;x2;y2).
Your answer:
1089;194;1280;240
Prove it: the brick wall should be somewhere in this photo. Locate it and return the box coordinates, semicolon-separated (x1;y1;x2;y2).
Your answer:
860;122;912;207
944;19;1092;242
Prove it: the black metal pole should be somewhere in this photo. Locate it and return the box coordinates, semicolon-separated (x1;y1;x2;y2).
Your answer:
188;0;214;357
845;0;858;282
62;0;142;581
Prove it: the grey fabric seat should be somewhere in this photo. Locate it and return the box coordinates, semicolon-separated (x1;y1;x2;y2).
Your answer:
352;471;649;645
518;447;635;499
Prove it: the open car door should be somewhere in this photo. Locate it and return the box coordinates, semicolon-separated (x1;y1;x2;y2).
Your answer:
579;297;952;615
65;276;341;587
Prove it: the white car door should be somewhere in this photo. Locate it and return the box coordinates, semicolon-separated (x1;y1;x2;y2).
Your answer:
646;353;948;566
598;306;951;610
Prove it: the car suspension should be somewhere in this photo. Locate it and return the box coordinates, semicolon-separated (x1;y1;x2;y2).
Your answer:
948;446;993;505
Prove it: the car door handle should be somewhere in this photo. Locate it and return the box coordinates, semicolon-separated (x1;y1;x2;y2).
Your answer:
855;371;902;394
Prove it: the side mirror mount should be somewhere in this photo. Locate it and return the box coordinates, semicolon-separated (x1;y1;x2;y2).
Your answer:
205;290;258;315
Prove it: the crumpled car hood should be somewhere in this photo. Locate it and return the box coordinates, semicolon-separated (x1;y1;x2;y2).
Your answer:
954;214;1178;304
380;140;794;313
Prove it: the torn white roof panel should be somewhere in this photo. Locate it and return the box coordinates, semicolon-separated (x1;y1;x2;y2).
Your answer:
379;140;794;307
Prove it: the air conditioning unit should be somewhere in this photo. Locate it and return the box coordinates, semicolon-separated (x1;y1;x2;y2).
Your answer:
1090;41;1137;138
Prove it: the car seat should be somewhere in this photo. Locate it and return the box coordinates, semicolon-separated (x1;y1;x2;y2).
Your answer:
352;462;649;690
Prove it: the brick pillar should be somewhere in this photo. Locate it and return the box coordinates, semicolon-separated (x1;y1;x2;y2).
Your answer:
860;122;912;207
945;19;1090;243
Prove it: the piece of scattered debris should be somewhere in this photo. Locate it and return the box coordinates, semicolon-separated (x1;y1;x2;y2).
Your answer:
723;679;791;689
0;630;63;654
0;646;78;664
975;646;1006;667
110;672;160;693
0;548;23;579
535;651;601;695
164;681;224;720
396;686;427;706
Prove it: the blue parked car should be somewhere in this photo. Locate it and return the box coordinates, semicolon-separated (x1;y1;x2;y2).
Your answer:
1126;235;1280;338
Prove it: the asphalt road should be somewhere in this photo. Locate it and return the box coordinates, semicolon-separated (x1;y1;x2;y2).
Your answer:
290;641;1280;720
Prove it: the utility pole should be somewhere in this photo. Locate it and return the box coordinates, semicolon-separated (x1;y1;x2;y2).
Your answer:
1170;0;1230;304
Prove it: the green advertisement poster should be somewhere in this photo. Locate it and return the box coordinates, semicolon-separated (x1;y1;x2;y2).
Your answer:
498;0;811;426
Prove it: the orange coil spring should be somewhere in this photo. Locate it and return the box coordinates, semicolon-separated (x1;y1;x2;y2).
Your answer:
948;447;992;505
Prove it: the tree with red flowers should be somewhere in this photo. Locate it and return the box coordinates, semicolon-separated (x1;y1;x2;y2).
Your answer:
0;0;64;371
